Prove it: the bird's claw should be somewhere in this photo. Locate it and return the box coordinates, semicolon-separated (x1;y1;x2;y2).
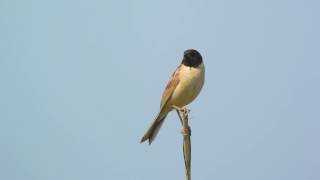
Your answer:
172;105;190;114
180;107;190;114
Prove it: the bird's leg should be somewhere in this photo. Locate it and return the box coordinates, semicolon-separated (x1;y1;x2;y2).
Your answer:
172;105;182;111
172;105;191;135
172;105;184;125
172;105;190;113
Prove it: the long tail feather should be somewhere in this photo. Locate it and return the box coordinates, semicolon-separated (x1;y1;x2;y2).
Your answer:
140;113;168;145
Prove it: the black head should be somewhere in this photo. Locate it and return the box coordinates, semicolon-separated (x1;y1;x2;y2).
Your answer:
182;49;203;67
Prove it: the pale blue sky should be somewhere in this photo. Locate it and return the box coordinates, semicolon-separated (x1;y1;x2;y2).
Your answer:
1;0;320;180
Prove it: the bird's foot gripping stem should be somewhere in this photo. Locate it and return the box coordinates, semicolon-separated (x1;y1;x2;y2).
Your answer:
172;105;191;136
172;105;190;114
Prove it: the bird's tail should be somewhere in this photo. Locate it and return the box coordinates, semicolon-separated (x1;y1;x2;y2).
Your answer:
140;112;168;145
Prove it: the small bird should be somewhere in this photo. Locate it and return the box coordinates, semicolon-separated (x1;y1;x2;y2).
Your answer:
141;49;205;144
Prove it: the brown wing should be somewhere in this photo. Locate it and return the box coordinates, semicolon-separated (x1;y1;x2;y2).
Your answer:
160;65;181;110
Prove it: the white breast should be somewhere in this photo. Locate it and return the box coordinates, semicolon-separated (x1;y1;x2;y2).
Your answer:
170;63;205;107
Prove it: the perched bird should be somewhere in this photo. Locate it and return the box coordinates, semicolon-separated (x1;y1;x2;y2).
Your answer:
140;49;205;145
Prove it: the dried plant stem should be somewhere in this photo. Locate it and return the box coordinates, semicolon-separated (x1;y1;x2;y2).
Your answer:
173;106;192;180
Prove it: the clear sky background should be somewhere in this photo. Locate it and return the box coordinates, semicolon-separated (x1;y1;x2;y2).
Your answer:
1;0;319;180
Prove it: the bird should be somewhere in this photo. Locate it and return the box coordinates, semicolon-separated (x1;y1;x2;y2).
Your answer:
140;49;205;145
